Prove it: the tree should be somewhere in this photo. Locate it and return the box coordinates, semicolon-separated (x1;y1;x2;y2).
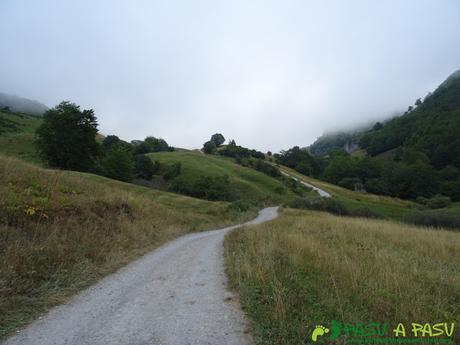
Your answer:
133;136;172;154
415;98;422;106
36;101;99;171
135;154;159;180
101;146;135;182
203;140;216;154
373;122;383;131
210;133;225;147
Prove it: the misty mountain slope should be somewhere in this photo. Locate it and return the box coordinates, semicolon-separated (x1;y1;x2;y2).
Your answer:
309;69;460;162
308;128;368;156
0;93;48;116
0;109;42;163
359;70;460;167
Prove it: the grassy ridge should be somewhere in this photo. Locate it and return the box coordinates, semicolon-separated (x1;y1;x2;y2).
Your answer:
0;155;254;339
0;110;42;164
149;151;296;204
225;209;460;345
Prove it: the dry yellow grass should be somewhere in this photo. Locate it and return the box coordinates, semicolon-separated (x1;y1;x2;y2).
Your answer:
0;155;252;338
225;208;460;345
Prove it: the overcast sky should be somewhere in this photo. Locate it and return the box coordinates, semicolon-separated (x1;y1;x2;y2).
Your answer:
1;1;459;151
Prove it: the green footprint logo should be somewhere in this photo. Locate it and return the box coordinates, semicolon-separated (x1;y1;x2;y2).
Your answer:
311;325;329;342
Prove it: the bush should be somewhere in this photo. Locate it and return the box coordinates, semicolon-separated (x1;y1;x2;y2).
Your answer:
169;175;237;201
282;177;311;196
163;162;181;180
286;197;350;216
365;178;389;195
227;200;250;213
210;133;225;147
416;195;452;209
350;207;383;219
133;136;172;154
338;177;362;191
404;211;460;230
101;146;135;182
426;195;451;209
202;140;216;154
134;155;159;180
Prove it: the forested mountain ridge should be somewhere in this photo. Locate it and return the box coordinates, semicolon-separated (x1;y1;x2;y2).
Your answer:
279;69;460;201
309;69;460;163
359;69;460;168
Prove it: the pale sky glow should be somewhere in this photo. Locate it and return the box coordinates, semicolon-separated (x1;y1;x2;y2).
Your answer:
1;0;460;151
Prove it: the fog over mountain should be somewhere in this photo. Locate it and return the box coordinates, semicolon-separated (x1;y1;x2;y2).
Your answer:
1;0;459;151
0;93;48;116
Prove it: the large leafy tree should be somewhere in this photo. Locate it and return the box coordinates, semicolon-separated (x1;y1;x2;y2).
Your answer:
210;133;225;147
36;101;99;171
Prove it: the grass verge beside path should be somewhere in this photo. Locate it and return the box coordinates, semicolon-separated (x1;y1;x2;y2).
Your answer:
225;208;460;345
0;155;254;339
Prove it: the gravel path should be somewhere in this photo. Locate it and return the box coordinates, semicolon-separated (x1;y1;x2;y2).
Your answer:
3;207;279;345
280;171;331;197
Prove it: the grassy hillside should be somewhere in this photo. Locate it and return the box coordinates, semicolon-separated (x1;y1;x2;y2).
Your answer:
148;151;299;204
225;208;460;345
0;109;42;163
0;155;254;339
278;165;415;219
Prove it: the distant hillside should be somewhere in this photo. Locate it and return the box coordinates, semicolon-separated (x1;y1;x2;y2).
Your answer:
0;92;48;116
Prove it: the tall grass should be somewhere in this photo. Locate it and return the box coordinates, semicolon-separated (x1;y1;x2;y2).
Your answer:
225;209;460;345
0;155;252;338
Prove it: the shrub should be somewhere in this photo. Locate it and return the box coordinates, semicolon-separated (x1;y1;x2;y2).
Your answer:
210;133;225;147
426;195;451;209
163;162;181;180
365;178;389;195
286;197;350;216
338;177;362;191
281;177;311;196
133;136;172;154
227;200;250;213
202;140;216;154
169;175;237;201
134;155;159;180
404;211;460;230
350;207;383;219
101;146;135;182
